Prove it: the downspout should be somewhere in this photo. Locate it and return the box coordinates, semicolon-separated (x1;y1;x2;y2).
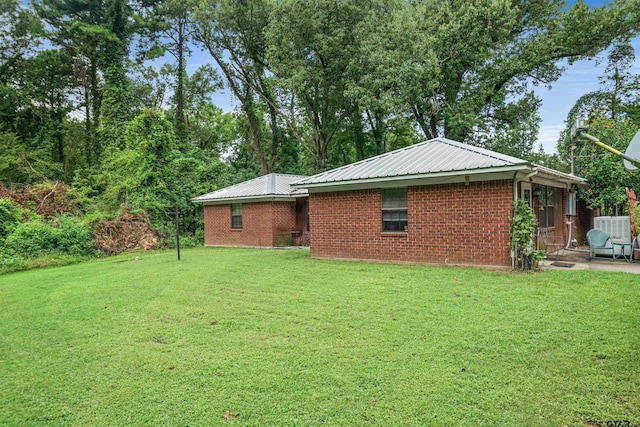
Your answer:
565;185;576;250
512;172;518;269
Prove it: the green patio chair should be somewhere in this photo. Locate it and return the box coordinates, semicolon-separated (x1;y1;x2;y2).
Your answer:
586;228;613;261
633;236;640;263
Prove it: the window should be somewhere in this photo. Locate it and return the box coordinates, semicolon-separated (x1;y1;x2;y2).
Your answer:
539;186;554;228
382;188;408;232
521;182;532;208
231;203;242;229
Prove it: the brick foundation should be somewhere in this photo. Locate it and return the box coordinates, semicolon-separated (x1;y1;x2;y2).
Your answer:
203;201;298;247
309;180;513;266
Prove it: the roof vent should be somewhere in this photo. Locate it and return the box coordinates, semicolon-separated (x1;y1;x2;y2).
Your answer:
267;173;276;194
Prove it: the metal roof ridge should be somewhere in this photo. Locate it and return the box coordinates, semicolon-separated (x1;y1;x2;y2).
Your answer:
191;174;271;201
193;173;312;202
272;173;308;178
293;139;440;184
437;138;529;165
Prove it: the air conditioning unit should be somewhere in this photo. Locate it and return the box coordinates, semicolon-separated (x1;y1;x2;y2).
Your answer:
593;216;631;256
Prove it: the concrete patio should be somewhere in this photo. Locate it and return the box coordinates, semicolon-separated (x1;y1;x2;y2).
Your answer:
542;247;640;274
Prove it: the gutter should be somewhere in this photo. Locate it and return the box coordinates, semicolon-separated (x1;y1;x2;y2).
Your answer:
191;194;306;205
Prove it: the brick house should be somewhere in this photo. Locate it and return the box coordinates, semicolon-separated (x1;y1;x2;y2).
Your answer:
192;173;309;248
291;138;588;267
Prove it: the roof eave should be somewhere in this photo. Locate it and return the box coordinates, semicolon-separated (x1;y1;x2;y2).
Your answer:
191;194;301;204
532;167;588;188
292;164;532;190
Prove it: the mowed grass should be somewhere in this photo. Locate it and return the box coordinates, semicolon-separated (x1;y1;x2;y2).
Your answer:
0;248;639;426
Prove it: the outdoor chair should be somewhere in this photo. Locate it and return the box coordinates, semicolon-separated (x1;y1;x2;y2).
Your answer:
633;236;640;263
538;228;565;260
586;228;613;261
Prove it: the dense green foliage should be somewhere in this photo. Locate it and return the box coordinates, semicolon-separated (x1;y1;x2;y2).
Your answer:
4;215;94;258
0;0;639;264
510;199;538;269
0;197;21;237
0;195;95;271
1;247;639;425
558;41;640;215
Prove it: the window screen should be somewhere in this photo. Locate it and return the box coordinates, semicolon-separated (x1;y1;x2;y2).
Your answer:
231;203;243;229
539;186;555;228
381;188;408;232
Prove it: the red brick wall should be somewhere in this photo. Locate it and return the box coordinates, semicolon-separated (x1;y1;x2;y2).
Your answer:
272;202;297;246
309;180;513;266
203;201;297;247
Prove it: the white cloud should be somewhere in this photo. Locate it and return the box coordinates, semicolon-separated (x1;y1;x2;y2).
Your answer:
537;125;566;154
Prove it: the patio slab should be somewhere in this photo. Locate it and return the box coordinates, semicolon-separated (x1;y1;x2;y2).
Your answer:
541;248;640;274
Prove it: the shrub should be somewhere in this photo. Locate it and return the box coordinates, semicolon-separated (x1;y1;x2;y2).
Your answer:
178;232;204;248
0;252;26;271
0;198;22;239
510;199;537;269
55;216;96;256
4;215;95;258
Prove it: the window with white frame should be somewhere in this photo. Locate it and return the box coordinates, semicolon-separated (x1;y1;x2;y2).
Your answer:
381;188;408;232
539;186;555;228
231;203;243;229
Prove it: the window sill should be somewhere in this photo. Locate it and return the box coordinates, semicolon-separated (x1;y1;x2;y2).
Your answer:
231;229;243;232
381;232;408;237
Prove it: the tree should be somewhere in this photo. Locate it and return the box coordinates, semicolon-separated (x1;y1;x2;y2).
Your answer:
181;65;230;155
571;115;640;215
359;0;640;158
0;129;33;183
33;0;111;166
129;63;173;112
98;0;135;155
101;109;179;223
556;39;640;216
194;0;275;174
22;50;78;177
0;0;42;83
266;0;372;171
600;41;639;119
139;0;199;149
558;40;639;158
100;109;230;235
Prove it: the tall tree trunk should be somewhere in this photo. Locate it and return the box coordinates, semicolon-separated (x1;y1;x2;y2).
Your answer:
352;108;366;161
268;102;280;169
412;104;436;140
243;94;269;175
90;59;101;163
366;108;385;155
199;40;270;174
175;19;188;150
83;68;92;166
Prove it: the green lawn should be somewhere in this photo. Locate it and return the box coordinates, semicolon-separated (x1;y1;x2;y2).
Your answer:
0;247;638;426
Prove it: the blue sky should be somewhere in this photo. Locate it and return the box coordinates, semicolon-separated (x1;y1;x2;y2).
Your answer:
535;36;640;154
524;0;640;153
